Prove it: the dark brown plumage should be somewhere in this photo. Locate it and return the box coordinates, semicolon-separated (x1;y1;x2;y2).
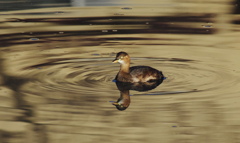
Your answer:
112;52;164;82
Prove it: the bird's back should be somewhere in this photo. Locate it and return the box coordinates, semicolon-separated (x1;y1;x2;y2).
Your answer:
129;66;163;82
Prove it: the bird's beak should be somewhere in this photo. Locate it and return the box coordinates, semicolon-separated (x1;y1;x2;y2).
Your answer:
112;102;119;105
112;59;119;63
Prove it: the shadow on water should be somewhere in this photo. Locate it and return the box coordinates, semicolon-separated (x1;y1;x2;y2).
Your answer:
0;58;38;125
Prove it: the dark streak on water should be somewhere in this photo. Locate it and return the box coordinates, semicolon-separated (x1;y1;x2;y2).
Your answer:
7;14;215;23
0;14;216;48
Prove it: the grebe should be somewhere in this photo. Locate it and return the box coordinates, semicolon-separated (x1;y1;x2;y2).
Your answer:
112;52;164;82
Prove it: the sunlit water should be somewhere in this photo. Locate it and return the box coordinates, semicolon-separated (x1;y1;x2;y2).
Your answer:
0;3;240;143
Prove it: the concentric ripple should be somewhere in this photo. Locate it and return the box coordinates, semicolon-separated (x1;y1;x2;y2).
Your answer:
2;47;238;97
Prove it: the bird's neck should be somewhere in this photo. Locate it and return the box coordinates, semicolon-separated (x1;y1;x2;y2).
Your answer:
119;90;130;107
120;63;130;73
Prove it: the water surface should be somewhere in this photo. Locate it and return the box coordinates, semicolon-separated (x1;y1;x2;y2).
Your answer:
0;3;240;143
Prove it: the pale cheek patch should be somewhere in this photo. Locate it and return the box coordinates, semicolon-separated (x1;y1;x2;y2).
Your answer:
118;59;124;64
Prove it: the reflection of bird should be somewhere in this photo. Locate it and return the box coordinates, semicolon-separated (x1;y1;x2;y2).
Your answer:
112;90;130;111
112;52;164;82
112;78;164;111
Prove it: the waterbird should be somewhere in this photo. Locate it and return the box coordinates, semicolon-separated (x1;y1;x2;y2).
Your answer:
112;52;164;82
